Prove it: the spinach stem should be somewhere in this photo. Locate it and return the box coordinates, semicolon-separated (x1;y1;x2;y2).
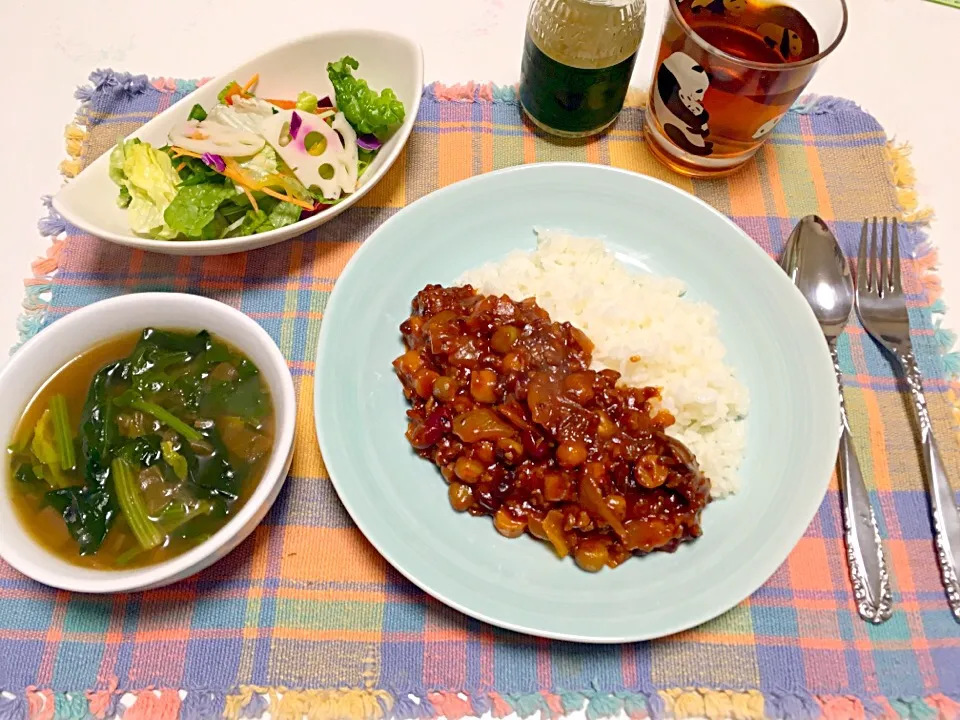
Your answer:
50;395;76;471
114;545;143;567
129;400;202;442
111;458;164;550
159;499;215;534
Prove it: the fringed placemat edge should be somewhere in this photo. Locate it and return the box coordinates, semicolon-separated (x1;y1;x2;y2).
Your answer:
13;70;209;354
3;683;960;720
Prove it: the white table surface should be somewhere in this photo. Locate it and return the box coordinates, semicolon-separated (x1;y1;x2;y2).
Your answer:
1;0;957;367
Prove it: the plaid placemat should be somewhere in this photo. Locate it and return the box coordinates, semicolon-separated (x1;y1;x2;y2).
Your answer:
3;72;960;720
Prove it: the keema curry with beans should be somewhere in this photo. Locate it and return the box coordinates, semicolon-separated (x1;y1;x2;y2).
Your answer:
393;284;711;572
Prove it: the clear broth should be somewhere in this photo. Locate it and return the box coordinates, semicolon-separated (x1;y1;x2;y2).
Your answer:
7;329;274;570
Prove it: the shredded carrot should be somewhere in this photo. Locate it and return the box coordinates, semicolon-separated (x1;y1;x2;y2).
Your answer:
218;157;314;210
243;186;260;213
242;73;259;94
224;169;260;189
222;82;244;105
176;162;187;172
260;187;315;210
265;98;297;109
221;158;260;186
171;146;203;159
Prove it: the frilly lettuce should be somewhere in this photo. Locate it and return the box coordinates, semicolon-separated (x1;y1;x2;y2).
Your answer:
326;56;405;140
109;139;181;239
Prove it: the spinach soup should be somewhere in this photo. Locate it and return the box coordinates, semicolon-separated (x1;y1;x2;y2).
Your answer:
7;328;274;570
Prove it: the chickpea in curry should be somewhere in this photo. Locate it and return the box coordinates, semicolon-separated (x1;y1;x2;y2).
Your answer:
393;284;711;572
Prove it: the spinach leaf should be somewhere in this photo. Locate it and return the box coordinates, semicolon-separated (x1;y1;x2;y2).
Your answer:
123;334;195;397
140;328;210;355
15;463;40;484
202;375;267;420
203;341;233;365
45;487;112;555
182;426;239;500
235;357;260;381
12;462;47;499
173;371;204;412
80;361;122;489
116;436;163;467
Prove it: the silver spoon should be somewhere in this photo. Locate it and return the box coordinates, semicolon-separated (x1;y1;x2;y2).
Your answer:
781;215;893;623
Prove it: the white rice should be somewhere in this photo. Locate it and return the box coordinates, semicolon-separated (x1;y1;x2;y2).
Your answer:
458;229;748;498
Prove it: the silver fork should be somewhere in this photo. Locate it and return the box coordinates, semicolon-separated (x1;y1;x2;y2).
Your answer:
856;217;960;621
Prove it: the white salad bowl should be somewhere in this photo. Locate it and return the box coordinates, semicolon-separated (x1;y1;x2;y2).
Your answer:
0;293;296;592
53;30;423;256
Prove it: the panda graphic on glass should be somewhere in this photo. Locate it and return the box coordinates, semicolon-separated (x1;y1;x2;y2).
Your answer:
653;52;714;157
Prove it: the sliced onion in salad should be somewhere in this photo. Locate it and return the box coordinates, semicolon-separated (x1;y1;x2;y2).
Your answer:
169;119;265;157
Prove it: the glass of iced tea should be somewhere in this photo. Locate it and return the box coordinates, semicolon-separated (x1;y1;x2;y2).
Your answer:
643;0;847;177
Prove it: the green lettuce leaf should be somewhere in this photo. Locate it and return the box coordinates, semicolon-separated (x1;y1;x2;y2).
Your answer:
326;56;405;140
230;199;302;237
258;200;302;230
126;191;170;238
296;91;318;113
237;145;279;185
109;139;181;239
108;139;133;185
123;141;181;209
164;184;238;239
